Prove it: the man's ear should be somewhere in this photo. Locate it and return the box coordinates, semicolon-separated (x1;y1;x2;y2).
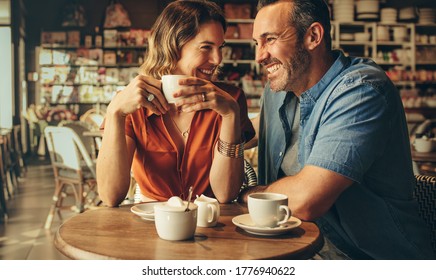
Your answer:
305;22;324;51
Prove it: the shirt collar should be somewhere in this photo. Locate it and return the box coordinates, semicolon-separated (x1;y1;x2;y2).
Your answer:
300;50;349;104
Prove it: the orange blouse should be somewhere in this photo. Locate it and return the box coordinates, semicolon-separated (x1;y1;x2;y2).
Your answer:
124;82;255;201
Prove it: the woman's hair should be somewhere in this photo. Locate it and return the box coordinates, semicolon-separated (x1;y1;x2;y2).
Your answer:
257;0;332;50
139;0;227;79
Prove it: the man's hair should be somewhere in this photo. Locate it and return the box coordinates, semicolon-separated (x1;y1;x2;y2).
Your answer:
257;0;332;50
139;0;227;79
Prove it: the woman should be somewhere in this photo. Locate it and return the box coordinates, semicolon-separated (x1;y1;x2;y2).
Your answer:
97;0;255;206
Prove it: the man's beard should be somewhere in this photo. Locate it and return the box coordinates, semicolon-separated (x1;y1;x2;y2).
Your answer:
269;45;310;93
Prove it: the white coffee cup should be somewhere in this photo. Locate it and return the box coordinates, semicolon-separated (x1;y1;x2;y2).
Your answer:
248;193;291;228
161;74;189;103
414;138;433;153
154;201;197;241
194;195;220;227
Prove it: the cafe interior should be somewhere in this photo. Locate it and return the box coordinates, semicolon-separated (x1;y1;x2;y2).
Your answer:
1;0;436;260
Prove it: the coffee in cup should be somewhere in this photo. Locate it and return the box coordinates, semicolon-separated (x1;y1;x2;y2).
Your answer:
248;193;291;228
194;195;220;227
161;74;189;103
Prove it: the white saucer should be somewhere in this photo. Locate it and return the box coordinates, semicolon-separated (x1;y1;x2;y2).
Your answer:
130;202;165;221
232;214;302;236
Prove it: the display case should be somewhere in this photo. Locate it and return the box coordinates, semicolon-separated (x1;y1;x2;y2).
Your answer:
220;2;263;114
332;21;436;117
36;28;149;109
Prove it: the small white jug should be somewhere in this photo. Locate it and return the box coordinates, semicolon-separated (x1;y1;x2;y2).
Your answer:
194;195;220;227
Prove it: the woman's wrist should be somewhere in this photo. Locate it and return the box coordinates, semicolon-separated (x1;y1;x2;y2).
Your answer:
220;100;240;120
217;138;245;158
107;102;128;119
219;118;242;145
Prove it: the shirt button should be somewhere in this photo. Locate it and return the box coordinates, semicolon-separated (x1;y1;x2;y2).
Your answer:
279;152;283;157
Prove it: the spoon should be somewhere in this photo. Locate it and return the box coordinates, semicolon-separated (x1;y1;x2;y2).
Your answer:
185;186;193;212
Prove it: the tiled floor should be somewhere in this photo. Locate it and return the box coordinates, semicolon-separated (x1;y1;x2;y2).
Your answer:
0;156;74;260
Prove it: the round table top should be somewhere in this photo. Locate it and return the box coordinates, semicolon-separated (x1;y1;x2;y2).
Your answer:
55;202;323;260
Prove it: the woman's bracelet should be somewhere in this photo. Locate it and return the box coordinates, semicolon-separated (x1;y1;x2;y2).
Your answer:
217;138;245;158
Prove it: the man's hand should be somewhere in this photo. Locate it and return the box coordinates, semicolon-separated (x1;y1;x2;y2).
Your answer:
238;185;268;204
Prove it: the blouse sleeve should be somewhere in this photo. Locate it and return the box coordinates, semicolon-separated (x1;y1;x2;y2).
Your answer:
99;113;136;141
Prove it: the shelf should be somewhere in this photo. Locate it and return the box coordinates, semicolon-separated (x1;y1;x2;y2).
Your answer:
49;102;110;106
42;83;126;86
40;63;141;68
416;43;436;47
41;45;147;50
338;41;372;46
331;21;367;26
415;23;436;28
416;61;436;65
98;45;147;50
405;107;436;117
376;23;414;27
394;81;416;86
415;81;436;85
221;59;255;65
376;41;413;46
393;81;436;86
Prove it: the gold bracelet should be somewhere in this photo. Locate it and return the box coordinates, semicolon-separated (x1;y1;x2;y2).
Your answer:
217;138;245;158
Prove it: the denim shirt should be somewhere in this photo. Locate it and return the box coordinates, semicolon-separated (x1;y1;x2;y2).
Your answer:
258;50;434;259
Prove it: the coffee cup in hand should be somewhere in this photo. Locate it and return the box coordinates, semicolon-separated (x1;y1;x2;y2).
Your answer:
161;75;189;103
248;193;291;228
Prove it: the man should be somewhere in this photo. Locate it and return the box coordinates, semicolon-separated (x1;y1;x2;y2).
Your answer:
242;0;434;259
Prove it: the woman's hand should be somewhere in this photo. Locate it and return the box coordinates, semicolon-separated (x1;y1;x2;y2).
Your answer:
107;75;169;117
173;77;239;118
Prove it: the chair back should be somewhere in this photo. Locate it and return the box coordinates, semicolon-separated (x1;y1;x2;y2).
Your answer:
80;108;105;130
244;159;257;188
414;174;436;254
59;120;95;158
44;126;95;178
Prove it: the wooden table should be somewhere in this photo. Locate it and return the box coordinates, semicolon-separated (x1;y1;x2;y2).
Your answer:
55;203;323;260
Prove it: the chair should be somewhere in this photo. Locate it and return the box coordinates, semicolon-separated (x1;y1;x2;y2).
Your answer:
12;125;27;177
80;108;105;131
410;119;436;176
243;159;258;189
414;174;436;255
0;137;8;221
58;120;97;161
234;159;258;203
44;126;99;229
0;130;18;198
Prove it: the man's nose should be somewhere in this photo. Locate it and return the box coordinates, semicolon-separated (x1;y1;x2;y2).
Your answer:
255;44;269;64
